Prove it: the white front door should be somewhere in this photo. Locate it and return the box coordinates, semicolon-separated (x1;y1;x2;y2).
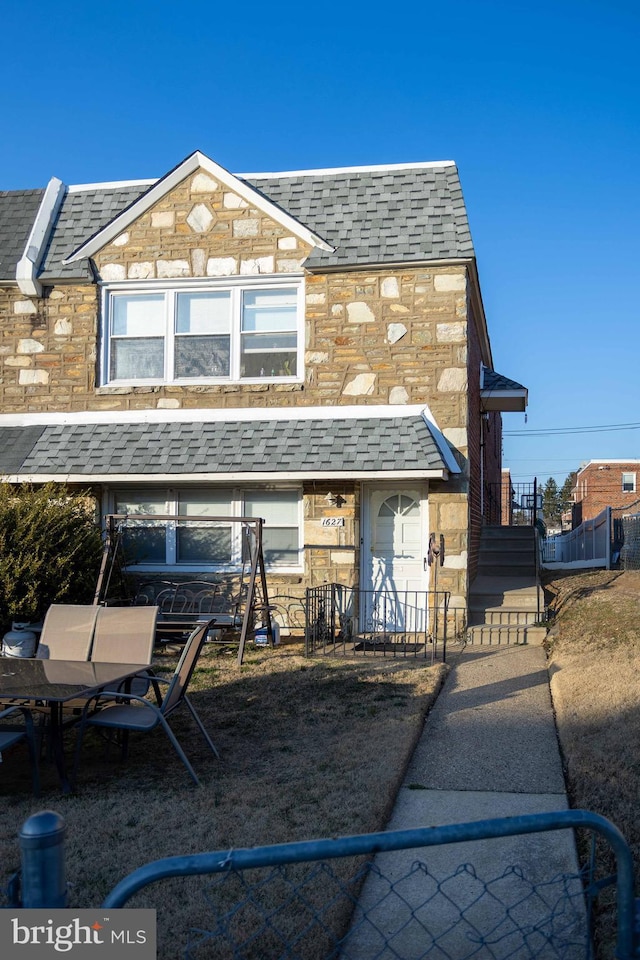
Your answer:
362;486;428;633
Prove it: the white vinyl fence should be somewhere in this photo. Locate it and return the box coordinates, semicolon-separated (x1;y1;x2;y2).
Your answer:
541;507;611;569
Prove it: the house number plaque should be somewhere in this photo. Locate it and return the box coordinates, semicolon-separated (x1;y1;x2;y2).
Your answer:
321;517;345;527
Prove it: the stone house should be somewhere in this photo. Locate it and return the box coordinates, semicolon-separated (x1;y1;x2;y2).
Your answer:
572;460;640;525
0;150;526;622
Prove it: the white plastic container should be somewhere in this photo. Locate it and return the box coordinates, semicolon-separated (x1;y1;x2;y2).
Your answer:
2;621;37;658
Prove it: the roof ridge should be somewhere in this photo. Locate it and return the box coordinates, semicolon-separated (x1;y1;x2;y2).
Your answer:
240;160;457;179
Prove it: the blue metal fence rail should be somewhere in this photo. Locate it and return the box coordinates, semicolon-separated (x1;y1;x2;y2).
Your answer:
8;809;639;958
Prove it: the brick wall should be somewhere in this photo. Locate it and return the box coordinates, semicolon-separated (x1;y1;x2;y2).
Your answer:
574;462;640;521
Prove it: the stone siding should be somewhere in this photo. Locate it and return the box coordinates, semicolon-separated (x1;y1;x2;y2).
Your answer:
0;169;488;607
92;171;312;283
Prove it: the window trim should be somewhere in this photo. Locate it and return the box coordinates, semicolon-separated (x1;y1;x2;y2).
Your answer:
100;276;305;387
106;485;304;574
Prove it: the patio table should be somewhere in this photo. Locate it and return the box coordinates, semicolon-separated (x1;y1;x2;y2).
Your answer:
0;658;152;793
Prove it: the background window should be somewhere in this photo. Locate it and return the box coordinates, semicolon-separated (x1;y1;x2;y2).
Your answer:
622;472;636;493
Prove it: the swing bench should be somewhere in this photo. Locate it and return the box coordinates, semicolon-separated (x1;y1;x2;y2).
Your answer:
94;513;274;665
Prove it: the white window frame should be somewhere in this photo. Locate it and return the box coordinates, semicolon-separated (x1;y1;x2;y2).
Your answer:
100;276;305;387
622;472;636;493
106;485;304;574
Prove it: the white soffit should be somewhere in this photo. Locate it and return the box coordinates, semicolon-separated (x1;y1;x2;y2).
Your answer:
0;403;428;428
3;469;449;484
63;151;334;264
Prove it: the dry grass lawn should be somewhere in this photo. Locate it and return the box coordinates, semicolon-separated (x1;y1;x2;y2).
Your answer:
545;569;640;959
0;643;446;958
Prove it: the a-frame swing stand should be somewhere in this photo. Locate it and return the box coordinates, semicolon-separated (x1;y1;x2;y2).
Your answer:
94;514;273;665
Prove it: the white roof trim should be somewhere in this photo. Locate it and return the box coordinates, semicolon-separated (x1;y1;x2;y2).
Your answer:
480;389;527;398
577;459;640;474
63;151;334;264
239;160;456;178
0;403;428;428
421;405;462;475
2;469;449;484
16;177;66;296
68;179;157;193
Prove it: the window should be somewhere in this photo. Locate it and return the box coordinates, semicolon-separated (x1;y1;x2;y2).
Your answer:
113;487;302;570
622;472;636;493
103;279;303;385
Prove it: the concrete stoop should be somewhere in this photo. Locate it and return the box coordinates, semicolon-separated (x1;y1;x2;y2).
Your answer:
467;623;548;646
468;526;546;646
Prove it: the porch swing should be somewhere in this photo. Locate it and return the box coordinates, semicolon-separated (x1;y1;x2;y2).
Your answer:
93;513;273;665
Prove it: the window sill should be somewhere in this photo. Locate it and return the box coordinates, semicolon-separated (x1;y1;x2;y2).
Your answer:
123;564;305;575
96;380;305;395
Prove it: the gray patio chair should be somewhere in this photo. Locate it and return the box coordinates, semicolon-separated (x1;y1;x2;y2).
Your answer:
90;605;158;663
0;706;40;795
36;604;99;660
72;618;218;786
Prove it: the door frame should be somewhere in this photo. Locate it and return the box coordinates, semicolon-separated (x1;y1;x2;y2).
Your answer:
360;481;430;595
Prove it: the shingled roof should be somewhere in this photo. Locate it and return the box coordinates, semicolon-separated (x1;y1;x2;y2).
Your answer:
0;416;453;480
0;189;46;280
1;157;475;282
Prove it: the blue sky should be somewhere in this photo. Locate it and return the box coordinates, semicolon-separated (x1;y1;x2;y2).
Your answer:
2;0;639;486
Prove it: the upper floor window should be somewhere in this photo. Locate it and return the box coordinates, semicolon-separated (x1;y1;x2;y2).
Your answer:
102;279;303;385
622;472;636;493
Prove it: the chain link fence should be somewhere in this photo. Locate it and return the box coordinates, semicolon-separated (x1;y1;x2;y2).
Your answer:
93;810;636;959
611;501;640;570
10;809;638;958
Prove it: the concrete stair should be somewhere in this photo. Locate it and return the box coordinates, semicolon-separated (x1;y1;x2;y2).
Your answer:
468;527;546;646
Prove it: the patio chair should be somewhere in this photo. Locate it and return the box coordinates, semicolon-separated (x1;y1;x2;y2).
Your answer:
72;617;219;786
0;706;40;795
90;606;158;664
36;604;99;660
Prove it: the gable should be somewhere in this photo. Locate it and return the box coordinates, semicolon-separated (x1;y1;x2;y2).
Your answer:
65;151;332;268
91;168;313;282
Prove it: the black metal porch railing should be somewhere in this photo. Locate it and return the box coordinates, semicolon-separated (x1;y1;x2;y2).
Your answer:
485;479;540;526
305;584;453;662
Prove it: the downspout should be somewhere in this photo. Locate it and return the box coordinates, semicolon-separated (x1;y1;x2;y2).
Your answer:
480;414;485;520
479;362;485;521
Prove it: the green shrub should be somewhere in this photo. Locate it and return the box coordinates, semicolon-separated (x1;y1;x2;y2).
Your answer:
0;483;103;630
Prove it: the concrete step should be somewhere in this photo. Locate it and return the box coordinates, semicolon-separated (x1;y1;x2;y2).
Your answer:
467;624;548;646
475;562;537;578
480;526;536;541
478;548;535;565
470;574;540;594
468;609;540;626
469;592;540;610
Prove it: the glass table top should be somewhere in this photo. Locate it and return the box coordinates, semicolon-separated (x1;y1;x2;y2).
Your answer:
0;659;151;702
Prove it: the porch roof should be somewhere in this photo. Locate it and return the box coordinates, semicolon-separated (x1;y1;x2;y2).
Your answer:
480;368;528;412
0;414;455;483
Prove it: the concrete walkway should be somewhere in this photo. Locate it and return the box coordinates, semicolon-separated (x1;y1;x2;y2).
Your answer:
344;643;587;958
